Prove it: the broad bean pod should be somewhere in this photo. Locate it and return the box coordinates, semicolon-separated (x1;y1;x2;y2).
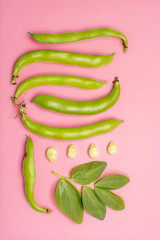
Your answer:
23;136;52;213
28;28;128;52
12;74;106;105
20;106;123;140
12;50;115;84
32;77;120;115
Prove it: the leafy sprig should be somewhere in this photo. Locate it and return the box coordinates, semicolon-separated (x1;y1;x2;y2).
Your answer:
52;161;130;224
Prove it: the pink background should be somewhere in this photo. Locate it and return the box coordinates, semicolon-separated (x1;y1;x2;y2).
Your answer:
0;0;160;239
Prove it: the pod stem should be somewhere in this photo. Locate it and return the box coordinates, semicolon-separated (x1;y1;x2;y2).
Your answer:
12;75;18;85
51;170;71;181
124;47;128;53
11;97;18;106
19;103;27;116
46;209;53;214
13;113;21;119
123;42;128;53
113;76;119;83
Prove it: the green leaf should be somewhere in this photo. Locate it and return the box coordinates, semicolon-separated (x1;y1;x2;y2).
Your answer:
95;187;125;210
82;186;106;220
95;174;130;190
70;161;107;185
55;179;83;224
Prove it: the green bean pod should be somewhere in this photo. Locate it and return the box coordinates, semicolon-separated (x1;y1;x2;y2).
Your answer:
32;77;120;115
20;106;123;140
12;50;115;84
23;136;52;213
28;28;128;52
12;74;106;106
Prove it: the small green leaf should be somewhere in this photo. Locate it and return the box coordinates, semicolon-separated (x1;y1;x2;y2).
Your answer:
70;161;107;185
55;179;83;224
82;186;106;220
95;187;125;210
95;174;130;190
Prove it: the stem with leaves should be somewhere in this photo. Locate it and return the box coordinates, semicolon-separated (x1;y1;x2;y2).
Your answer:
52;161;130;224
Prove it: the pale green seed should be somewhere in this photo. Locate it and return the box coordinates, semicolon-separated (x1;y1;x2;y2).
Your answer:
67;145;77;159
88;144;99;159
107;142;117;155
46;147;56;162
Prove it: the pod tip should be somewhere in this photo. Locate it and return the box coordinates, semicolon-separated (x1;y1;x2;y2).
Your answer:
113;76;119;83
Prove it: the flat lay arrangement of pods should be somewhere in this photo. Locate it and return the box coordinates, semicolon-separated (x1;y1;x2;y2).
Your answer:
12;27;130;223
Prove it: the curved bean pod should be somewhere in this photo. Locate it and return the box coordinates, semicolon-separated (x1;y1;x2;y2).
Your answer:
32;77;120;115
23;136;52;213
12;74;106;106
28;28;128;52
12;50;115;84
20;106;123;140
